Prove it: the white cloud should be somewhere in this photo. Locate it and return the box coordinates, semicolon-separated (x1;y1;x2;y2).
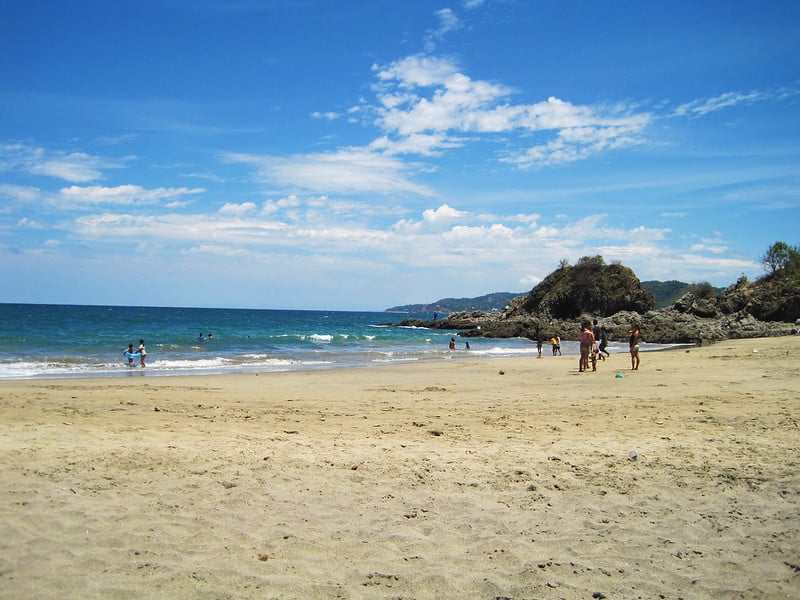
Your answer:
311;111;341;120
374;55;459;88
261;195;302;215
218;202;257;215
369;133;463;156
519;274;541;288
31;153;105;182
72;213;289;246
59;184;205;206
58;200;757;296
672;86;800;119
224;148;434;196
424;8;463;52
370;57;652;167
0;184;42;203
674;90;767;117
0;143;117;182
423;203;468;223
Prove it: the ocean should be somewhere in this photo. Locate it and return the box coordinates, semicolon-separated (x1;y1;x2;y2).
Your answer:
0;303;658;380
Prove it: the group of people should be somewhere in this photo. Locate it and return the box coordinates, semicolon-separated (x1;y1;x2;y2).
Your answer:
577;319;640;372
449;337;470;350
578;320;607;372
124;339;147;367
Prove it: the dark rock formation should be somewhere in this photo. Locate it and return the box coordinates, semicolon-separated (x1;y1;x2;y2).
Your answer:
511;256;654;319
397;267;800;344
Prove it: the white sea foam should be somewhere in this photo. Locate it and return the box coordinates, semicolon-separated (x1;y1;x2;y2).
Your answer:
306;334;333;343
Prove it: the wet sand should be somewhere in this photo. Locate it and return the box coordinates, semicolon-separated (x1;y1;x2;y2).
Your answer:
1;336;798;599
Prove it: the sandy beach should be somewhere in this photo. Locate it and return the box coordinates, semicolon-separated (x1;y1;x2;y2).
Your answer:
1;337;798;599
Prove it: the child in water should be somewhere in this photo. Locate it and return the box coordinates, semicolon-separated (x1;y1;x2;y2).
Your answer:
138;339;147;367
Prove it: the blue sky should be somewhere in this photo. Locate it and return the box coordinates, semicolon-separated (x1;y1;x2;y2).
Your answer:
2;0;798;310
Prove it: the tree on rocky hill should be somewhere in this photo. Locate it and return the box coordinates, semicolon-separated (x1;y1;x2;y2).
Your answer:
761;241;800;277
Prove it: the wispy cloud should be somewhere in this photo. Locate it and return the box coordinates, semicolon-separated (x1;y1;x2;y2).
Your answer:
673;87;799;118
59;184;205;206
0;183;42;204
0;143;118;183
424;8;463;52
674;90;769;117
223;148;434;196
311;111;341;120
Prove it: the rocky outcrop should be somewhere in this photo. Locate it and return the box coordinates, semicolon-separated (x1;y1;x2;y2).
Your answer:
397;273;800;344
400;305;796;344
511;256;654;319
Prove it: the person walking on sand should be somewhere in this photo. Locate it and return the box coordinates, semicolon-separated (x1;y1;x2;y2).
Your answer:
537;338;543;358
138;339;147;367
629;322;641;370
598;326;610;359
579;321;594;372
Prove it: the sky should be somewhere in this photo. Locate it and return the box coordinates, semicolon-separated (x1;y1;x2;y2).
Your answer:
1;0;799;311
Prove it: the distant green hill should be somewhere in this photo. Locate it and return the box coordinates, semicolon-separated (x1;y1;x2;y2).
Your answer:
639;280;726;308
385;292;523;315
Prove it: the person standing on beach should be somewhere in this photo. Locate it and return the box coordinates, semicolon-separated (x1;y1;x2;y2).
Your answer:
537;338;543;358
629;322;641;370
138;339;147;367
592;319;602;345
579;321;594;372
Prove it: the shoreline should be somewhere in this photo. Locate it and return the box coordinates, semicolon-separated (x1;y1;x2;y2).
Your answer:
1;336;798;598
0;339;688;382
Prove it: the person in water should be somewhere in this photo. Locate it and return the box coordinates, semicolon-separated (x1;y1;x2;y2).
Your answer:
138;339;147;367
125;343;135;366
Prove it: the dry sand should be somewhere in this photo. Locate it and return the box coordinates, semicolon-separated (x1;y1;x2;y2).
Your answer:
1;336;799;599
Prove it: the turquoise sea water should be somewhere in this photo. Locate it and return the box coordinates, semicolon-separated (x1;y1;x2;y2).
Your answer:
0;303;657;379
